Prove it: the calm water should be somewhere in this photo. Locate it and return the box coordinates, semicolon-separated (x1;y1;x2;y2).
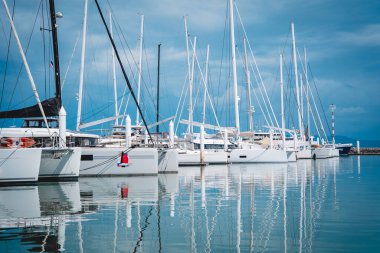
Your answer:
1;156;380;252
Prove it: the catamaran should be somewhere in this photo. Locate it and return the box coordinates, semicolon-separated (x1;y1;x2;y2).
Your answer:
0;0;81;183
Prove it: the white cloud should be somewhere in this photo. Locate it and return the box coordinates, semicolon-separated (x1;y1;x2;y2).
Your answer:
336;24;380;46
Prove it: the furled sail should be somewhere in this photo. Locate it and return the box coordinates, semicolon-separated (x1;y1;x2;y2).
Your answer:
0;97;60;118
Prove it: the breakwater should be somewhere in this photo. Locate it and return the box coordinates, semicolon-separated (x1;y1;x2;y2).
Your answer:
350;147;380;155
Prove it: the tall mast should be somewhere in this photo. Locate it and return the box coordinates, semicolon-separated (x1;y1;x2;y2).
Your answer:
300;73;304;123
189;36;197;135
2;0;51;135
76;0;88;131
280;54;285;146
305;47;310;140
291;23;303;140
156;43;161;133
136;15;144;125
94;0;152;141
202;44;210;124
330;104;336;146
110;12;119;125
244;38;253;133
184;17;191;132
49;0;61;105
229;0;240;136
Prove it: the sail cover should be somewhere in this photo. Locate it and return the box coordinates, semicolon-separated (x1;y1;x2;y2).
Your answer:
0;97;60;118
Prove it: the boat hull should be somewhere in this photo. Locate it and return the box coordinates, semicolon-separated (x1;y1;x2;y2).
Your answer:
79;147;158;176
228;148;288;163
336;144;352;155
0;148;41;184
312;147;336;159
297;149;312;159
158;149;178;173
178;150;228;166
39;148;81;180
286;150;297;162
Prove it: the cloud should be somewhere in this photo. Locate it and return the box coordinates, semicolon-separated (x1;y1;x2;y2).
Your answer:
336;24;380;46
339;106;366;114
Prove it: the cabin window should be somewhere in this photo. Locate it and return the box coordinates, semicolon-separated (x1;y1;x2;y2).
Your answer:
81;155;94;161
239;155;247;158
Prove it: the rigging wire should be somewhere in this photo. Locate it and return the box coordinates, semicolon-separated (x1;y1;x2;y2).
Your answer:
0;0;16;110
307;62;332;137
1;0;42;131
61;31;81;90
216;0;229;127
41;0;47;99
106;4;158;125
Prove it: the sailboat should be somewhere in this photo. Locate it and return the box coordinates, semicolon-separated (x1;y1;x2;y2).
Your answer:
0;0;43;184
176;19;229;166
0;0;81;181
227;0;287;163
74;1;165;175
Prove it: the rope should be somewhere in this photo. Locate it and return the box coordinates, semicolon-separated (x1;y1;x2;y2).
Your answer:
79;147;133;173
0;146;19;168
61;31;81;90
5;0;42;112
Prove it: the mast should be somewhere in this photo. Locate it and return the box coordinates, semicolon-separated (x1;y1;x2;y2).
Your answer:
94;0;152;141
184;17;191;134
189;36;197;135
76;0;87;131
330;104;336;146
110;12;119;125
244;38;253;134
2;0;51;135
305;47;310;140
291;23;303;140
229;0;240;136
156;43;161;133
136;15;144;125
202;44;210;124
49;0;62;105
280;54;285;146
300;73;304;125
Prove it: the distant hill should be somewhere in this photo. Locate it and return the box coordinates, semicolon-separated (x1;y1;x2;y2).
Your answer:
334;135;380;148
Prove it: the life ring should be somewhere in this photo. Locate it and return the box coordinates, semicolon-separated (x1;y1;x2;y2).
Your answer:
20;137;35;148
0;138;14;148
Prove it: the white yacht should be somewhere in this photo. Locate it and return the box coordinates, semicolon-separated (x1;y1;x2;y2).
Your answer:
0;122;81;180
0;0;80;182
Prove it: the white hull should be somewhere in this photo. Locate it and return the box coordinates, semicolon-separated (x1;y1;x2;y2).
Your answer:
286;150;297;162
178;150;228;166
312;147;337;159
0;148;41;183
79;147;158;176
297;149;312;159
228;148;288;163
39;148;81;180
158;149;179;173
331;148;340;157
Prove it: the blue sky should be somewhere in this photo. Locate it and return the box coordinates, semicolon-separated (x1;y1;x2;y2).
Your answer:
0;0;379;140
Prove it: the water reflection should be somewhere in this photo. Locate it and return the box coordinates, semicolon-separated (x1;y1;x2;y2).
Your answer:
1;157;379;252
0;182;80;252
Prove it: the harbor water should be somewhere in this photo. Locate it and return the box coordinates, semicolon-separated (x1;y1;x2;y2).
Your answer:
1;156;380;252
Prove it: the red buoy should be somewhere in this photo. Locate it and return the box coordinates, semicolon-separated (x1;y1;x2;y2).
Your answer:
121;187;129;198
121;153;129;164
117;151;129;167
